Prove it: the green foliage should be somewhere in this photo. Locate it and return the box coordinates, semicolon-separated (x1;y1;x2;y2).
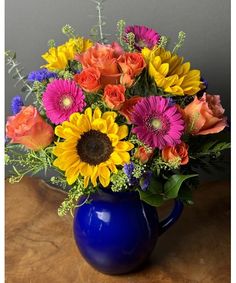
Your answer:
5;50;33;99
31;81;46;112
163;174;198;199
178;179;199;205
48;39;56;48
132;162;146;179
110;169;129;191
127;32;135;52
158;35;169;49
138;176;164;206
192;141;231;159
188;135;230;174
5;144;55;183
61;24;76;38
172;31;186;54
57;178;92;216
90;0;109;44
116;19;126;48
151;157;181;175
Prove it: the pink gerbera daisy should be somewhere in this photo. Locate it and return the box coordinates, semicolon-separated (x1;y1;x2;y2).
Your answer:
131;96;185;149
42;79;86;124
125;25;160;51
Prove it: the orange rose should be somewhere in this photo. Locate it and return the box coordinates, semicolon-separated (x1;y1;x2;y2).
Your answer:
181;93;227;135
119;96;142;122
134;146;154;163
117;53;146;78
162;142;189;165
103;84;126;110
75;43;122;88
6;106;54;151
74;67;101;93
120;70;135;88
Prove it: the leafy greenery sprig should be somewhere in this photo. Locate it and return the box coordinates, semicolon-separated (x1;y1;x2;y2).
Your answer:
5;144;55;183
5;50;33;99
172;31;186;54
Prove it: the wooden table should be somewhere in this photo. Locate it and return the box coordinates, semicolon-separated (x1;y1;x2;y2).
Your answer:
5;177;230;283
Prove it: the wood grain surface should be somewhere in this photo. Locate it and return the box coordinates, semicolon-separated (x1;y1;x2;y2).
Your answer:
5;177;230;283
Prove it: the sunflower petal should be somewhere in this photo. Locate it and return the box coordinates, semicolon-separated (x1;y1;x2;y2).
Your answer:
99;175;110;187
91;118;107;133
84;176;90;188
93;107;102;120
117;125;128;140
110;152;123;165
99;165;110;179
115;141;134;151
85;108;92;122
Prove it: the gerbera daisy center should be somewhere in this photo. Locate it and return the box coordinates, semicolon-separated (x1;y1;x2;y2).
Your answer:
76;130;113;165
138;40;146;48
60;95;74;109
151;118;162;129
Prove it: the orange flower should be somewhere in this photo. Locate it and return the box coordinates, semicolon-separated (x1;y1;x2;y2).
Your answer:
75;43;122;88
120;71;135;88
119;96;142;122
162;142;189;165
181;93;227;135
103;84;126;110
6;106;54;151
134;146;154;163
74;67;101;93
117;53;146;78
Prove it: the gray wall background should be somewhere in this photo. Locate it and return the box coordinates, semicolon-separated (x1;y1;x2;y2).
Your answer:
5;0;230;181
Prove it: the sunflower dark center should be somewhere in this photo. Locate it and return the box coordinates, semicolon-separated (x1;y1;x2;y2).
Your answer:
76;130;113;165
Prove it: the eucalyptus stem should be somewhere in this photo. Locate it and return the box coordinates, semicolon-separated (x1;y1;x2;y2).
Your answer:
97;1;104;42
5;50;33;99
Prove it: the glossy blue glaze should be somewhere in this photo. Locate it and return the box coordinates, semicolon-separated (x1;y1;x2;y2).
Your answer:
73;189;183;275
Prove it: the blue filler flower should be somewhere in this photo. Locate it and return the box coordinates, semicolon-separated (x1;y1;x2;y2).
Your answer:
11;96;24;115
27;68;57;82
123;163;152;190
123;162;138;186
139;171;152;191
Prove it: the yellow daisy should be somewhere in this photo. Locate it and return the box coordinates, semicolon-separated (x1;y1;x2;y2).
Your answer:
41;37;93;71
142;46;203;95
52;107;134;188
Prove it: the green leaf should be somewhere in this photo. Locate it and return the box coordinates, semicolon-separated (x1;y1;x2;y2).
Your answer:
138;177;164;207
164;174;198;199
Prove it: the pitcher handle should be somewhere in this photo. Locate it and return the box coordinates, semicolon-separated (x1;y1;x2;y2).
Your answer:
159;199;184;235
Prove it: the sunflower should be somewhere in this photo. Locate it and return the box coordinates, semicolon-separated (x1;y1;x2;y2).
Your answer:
142;46;203;95
42;37;93;71
52;107;134;188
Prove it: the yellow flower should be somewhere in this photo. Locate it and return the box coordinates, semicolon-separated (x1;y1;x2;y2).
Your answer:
41;37;93;70
52;107;134;188
142;46;203;95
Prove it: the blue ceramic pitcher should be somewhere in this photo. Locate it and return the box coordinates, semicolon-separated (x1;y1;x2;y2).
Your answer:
73;188;183;275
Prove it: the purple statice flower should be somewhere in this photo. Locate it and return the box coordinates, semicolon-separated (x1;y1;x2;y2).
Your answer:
139;171;152;191
27;68;57;82
123;163;152;190
201;77;208;90
131;96;185;149
123;162;138;186
125;25;160;51
11;95;24;115
197;76;208;96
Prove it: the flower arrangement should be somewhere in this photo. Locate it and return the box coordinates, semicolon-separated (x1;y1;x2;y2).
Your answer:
5;1;230;217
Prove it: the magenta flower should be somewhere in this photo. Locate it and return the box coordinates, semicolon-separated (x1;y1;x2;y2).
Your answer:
42;79;86;124
131;96;185;149
125;25;160;51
